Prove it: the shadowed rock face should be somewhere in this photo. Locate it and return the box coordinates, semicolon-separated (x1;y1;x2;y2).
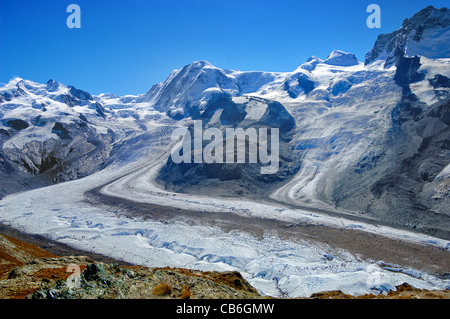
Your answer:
394;56;426;88
156;94;300;197
327;78;450;238
5;119;29;131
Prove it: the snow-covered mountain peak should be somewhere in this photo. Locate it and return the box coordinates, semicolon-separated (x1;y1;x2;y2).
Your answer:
298;56;323;71
189;60;217;69
45;79;64;92
401;6;449;31
4;77;24;87
139;60;286;119
306;56;322;63
1;78;42;99
365;6;450;67
323;50;360;67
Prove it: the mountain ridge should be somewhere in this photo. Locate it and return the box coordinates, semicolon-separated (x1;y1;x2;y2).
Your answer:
1;232;449;299
365;6;450;66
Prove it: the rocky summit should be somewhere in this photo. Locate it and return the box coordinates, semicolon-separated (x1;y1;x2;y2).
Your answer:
0;233;261;299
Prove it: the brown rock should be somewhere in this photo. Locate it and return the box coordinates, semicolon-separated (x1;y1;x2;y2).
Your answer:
152;283;172;296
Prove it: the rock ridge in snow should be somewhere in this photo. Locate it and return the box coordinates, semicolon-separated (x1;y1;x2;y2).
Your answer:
365;6;450;66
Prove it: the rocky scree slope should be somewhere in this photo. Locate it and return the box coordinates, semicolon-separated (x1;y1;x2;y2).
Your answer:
0;234;261;299
1;234;449;299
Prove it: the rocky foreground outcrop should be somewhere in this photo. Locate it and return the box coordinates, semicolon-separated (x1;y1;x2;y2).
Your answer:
0;234;260;299
0;233;449;299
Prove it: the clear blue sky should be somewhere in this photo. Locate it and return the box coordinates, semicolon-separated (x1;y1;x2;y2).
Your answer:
0;0;448;95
